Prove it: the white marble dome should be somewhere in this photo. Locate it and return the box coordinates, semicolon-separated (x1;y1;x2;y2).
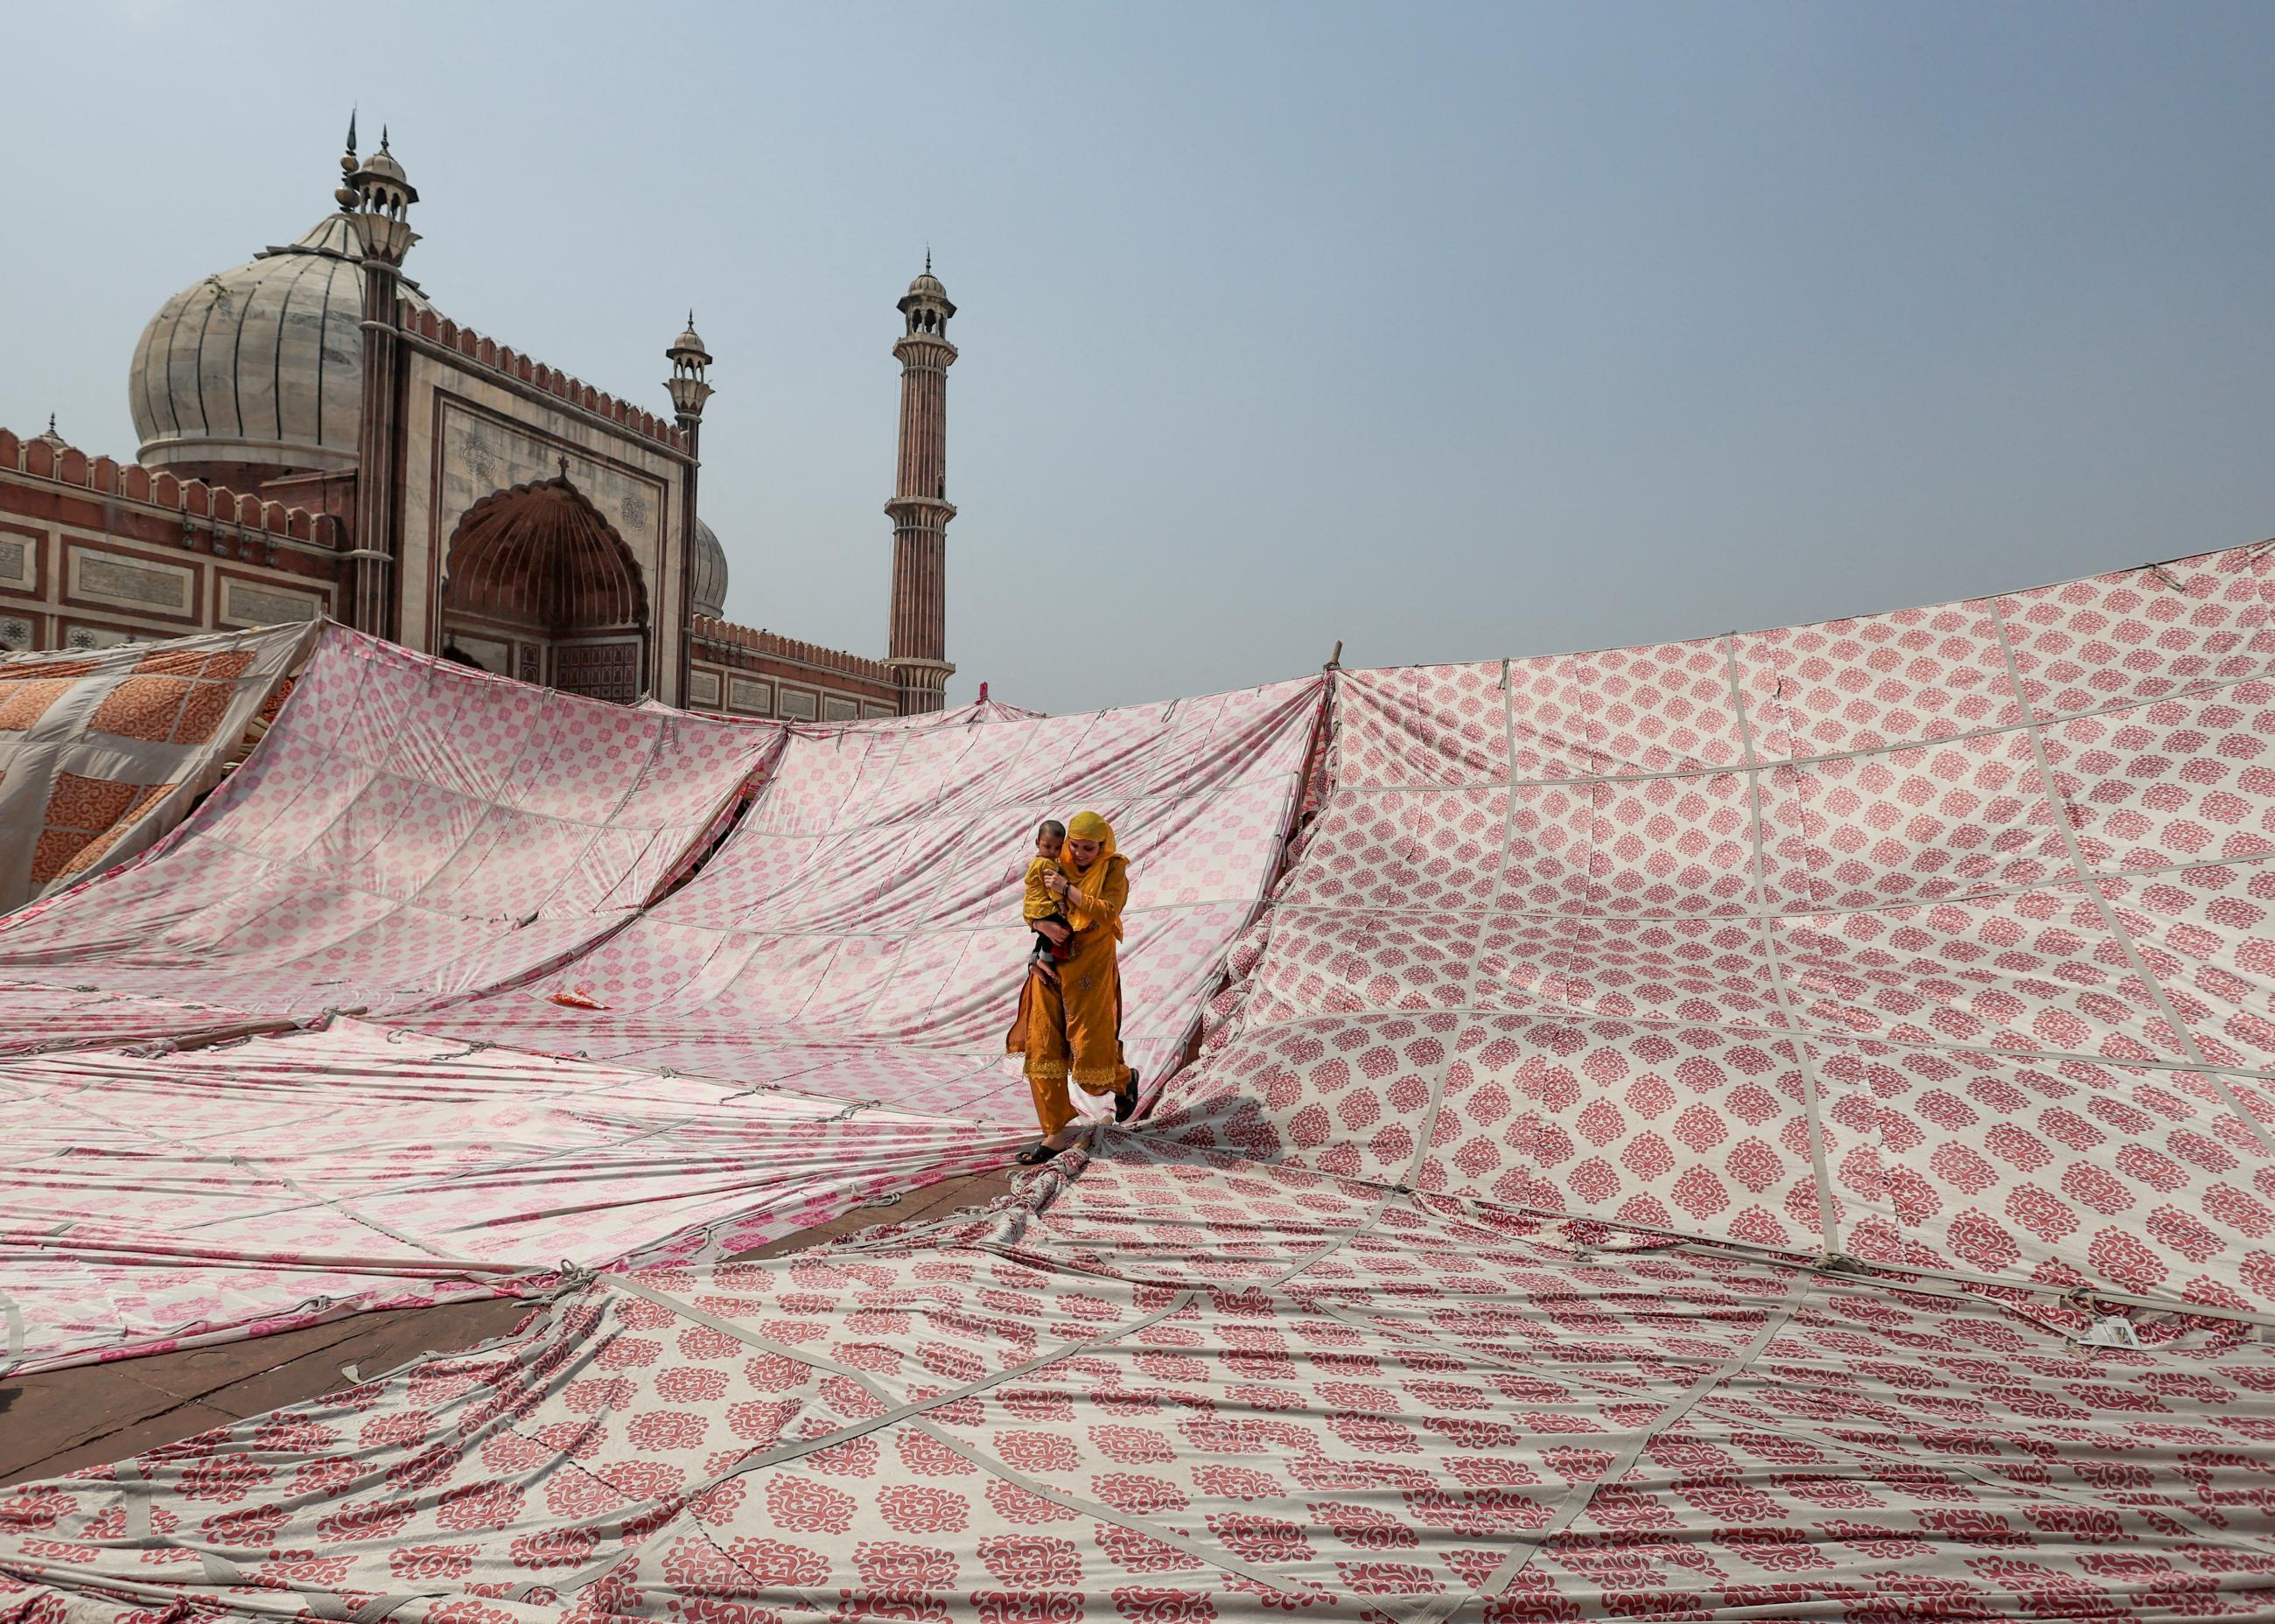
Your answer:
691;518;730;619
128;212;427;480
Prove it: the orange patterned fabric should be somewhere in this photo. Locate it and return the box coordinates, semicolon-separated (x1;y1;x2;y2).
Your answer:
52;782;175;882
88;674;244;746
135;648;256;681
88;676;192;742
0;679;75;733
174;680;235;744
0;623;313;909
26;832;82;887
31;774;146;884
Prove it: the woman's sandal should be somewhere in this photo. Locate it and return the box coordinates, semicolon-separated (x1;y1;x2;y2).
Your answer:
1114;1071;1143;1124
1016;1140;1067;1166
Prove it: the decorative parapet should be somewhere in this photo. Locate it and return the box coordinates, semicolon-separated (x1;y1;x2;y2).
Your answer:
0;425;344;556
401;303;688;455
690;613;894;687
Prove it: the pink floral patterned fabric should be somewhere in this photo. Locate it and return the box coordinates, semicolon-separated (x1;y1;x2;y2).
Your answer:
0;658;1320;1379
1;1139;2270;1621
1158;543;2275;1317
399;680;1326;1124
0;628;785;1054
8;550;2275;1620
0;1020;1019;1376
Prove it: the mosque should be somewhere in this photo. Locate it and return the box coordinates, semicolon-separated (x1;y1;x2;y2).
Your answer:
0;122;960;718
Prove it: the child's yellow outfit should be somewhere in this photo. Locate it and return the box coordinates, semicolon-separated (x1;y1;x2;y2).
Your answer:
1023;856;1063;923
1024;854;1075;962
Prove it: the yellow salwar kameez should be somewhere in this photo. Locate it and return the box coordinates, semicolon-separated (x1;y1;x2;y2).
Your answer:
1007;813;1132;1136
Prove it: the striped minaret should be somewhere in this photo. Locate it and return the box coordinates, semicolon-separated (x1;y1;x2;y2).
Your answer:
885;259;957;714
339;119;420;641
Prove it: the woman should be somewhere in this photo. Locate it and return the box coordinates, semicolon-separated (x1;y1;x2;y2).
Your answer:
1006;808;1139;1163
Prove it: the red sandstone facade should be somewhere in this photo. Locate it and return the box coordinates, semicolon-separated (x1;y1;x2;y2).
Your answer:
0;424;342;655
1;123;948;720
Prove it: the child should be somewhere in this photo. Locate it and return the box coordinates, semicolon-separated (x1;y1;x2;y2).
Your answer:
1023;819;1077;966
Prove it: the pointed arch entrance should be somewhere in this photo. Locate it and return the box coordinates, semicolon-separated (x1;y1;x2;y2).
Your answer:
438;472;648;703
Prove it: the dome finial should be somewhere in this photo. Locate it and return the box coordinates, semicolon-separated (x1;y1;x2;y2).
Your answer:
337;109;362;203
925;245;932;276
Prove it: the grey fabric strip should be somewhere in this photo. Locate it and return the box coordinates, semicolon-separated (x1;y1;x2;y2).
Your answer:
1724;634;1843;1256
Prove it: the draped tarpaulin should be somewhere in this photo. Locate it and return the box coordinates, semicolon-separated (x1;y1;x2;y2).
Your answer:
634;696;1040;727
0;1019;1019;1377
0;627;785;1054
2;1130;2271;1621
0;622;313;914
396;679;1326;1124
1160;542;2275;1320
0;675;1326;1372
7;548;2275;1620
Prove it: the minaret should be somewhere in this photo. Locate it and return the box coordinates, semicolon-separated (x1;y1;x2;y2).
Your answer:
885;258;956;714
338;119;418;640
665;313;714;705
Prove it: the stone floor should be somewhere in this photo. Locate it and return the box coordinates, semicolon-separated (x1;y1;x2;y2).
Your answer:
0;1169;1014;1488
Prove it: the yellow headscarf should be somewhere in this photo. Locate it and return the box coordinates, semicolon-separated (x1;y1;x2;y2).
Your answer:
1060;809;1124;939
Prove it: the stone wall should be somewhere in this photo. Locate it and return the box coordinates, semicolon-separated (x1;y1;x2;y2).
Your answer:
0;427;340;653
688;615;897;721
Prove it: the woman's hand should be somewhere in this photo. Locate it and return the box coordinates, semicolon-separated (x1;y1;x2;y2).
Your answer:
1034;919;1071;948
1043;870;1070;900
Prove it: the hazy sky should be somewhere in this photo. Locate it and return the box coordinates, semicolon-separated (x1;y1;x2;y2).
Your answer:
4;3;2271;712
